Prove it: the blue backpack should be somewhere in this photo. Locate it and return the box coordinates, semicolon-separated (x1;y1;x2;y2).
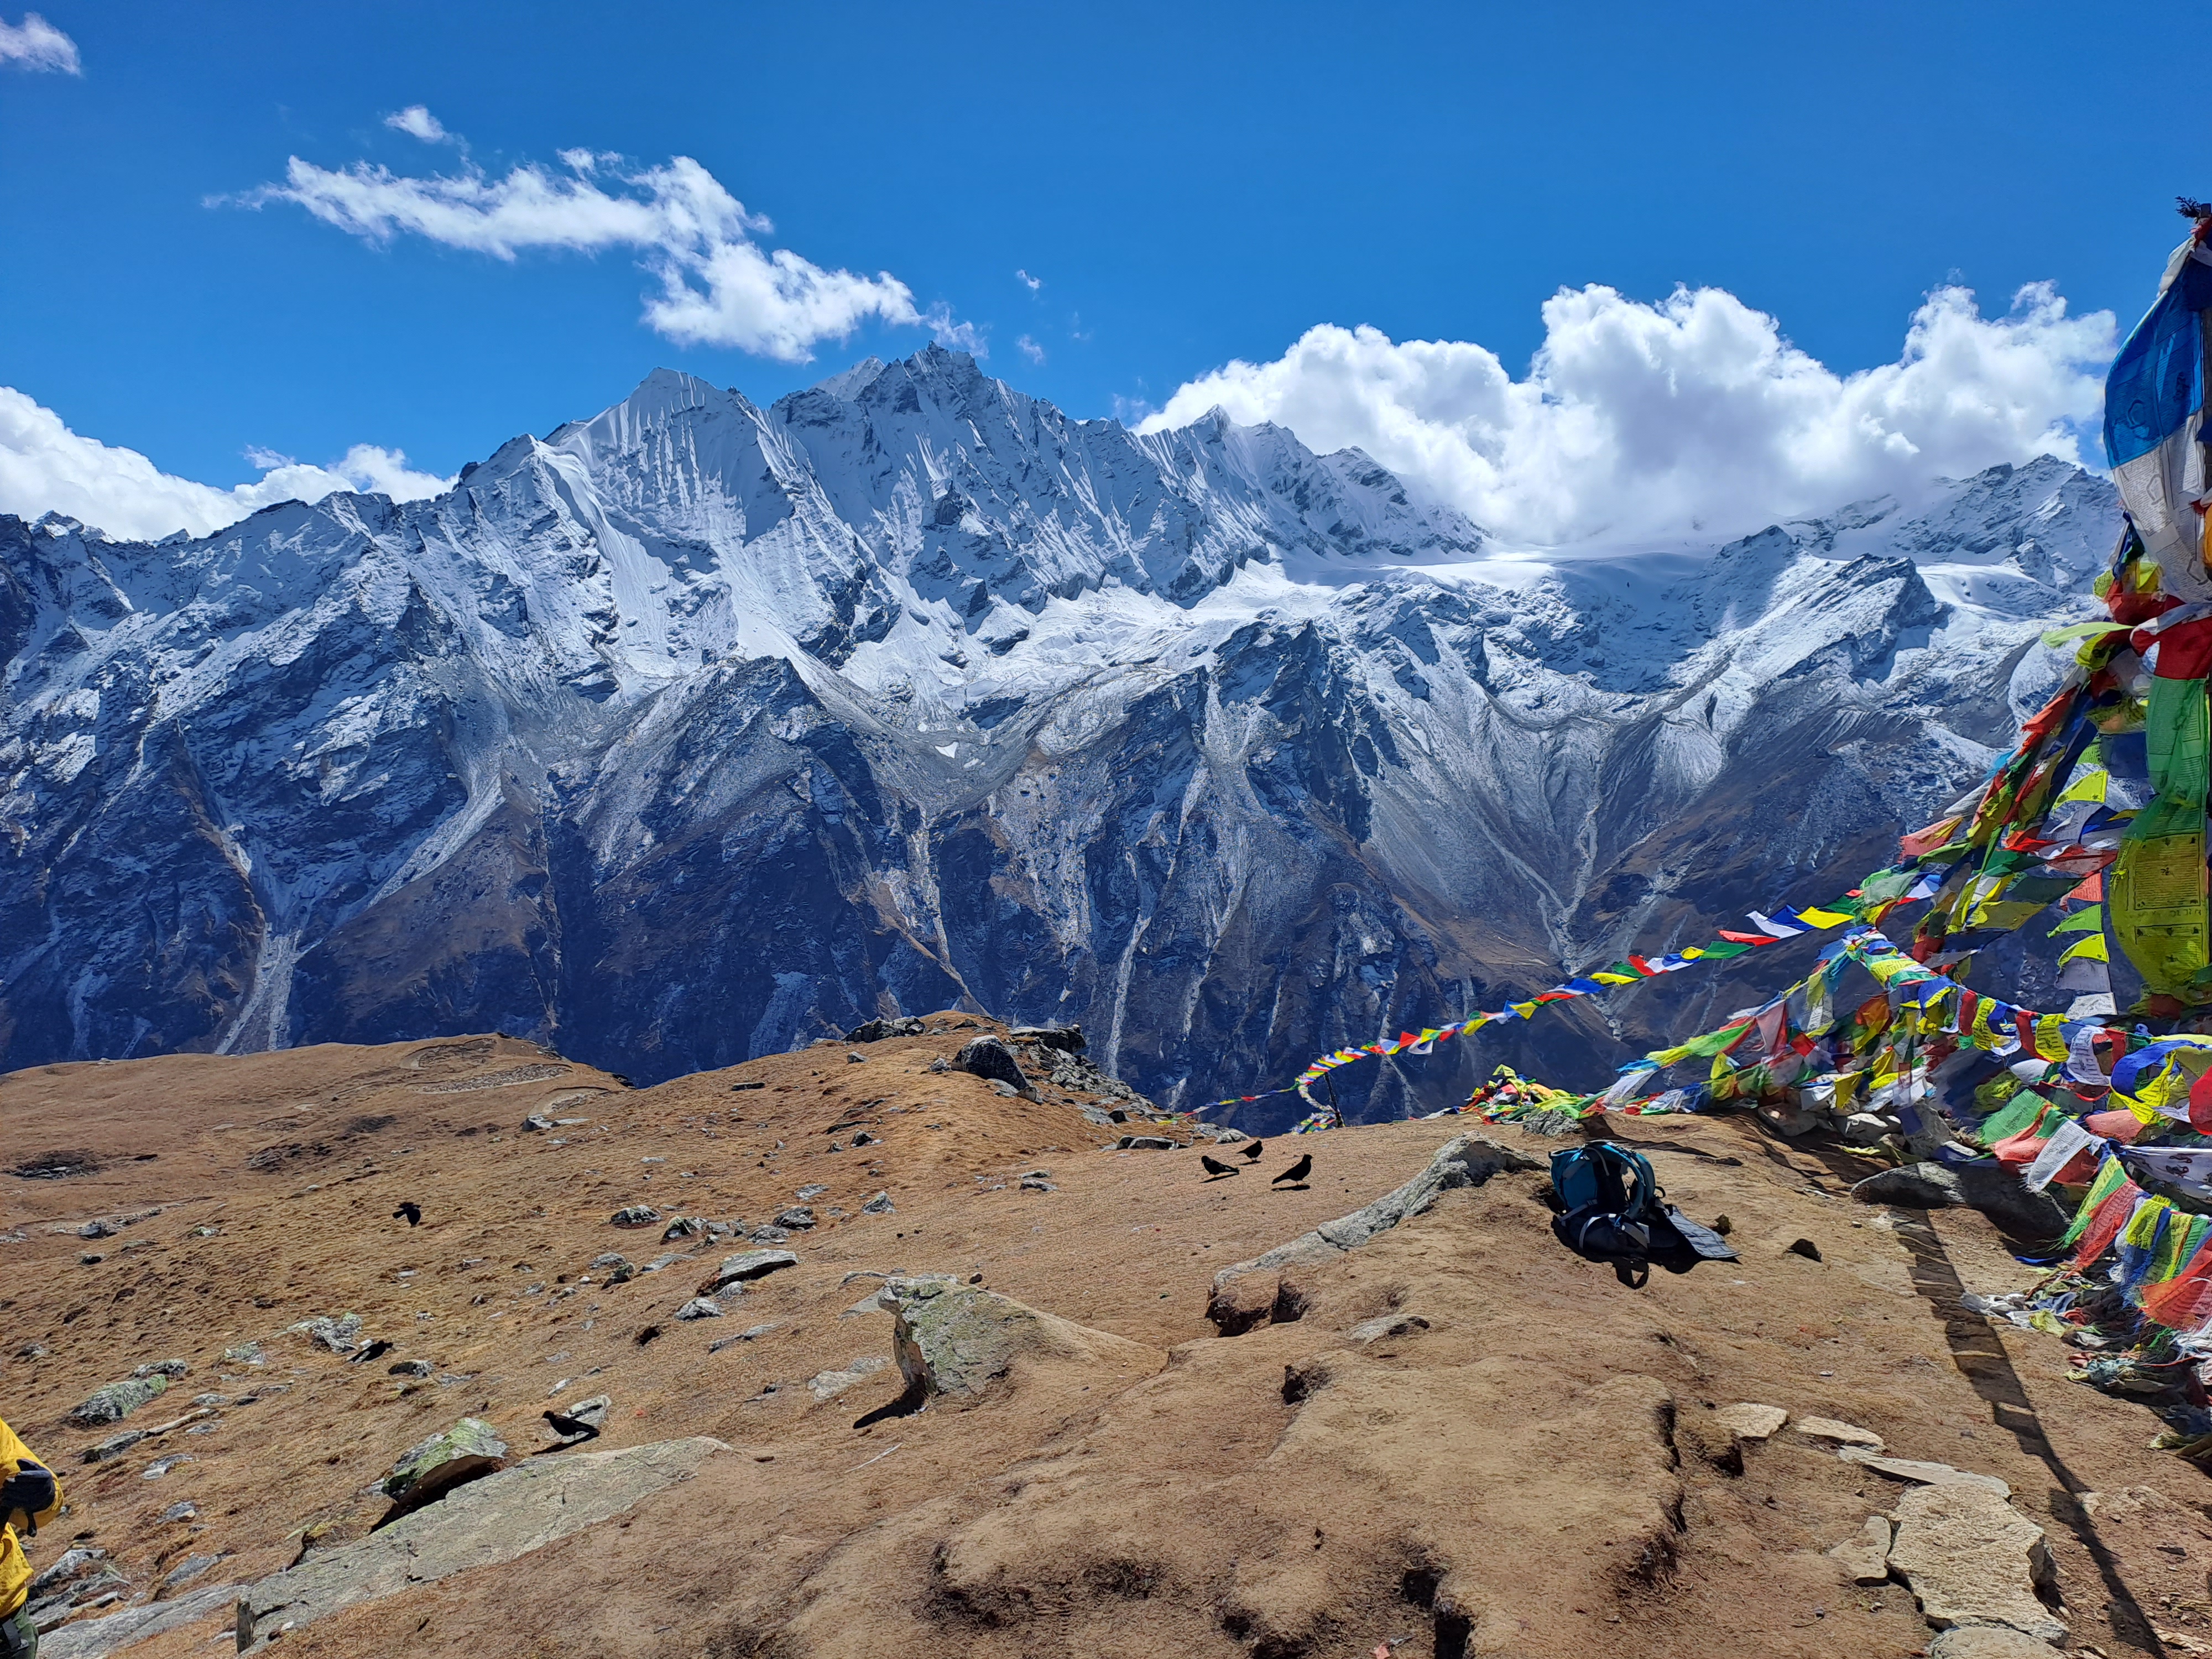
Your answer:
1546;1142;1736;1288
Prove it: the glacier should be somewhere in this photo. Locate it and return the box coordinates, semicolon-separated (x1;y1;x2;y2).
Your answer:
0;347;2120;1126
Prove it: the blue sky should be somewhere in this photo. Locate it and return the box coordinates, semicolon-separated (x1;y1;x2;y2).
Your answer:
0;1;2199;539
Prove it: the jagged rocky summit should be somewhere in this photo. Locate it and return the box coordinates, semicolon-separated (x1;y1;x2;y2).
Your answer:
0;347;2119;1125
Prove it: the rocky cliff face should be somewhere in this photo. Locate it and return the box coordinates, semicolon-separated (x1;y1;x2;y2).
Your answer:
0;349;2117;1124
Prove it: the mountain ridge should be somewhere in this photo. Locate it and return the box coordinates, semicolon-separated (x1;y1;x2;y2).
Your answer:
0;350;2119;1124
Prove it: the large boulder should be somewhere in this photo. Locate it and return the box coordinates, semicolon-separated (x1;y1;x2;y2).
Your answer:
881;1278;1157;1404
238;1438;727;1649
67;1373;168;1427
1851;1161;2068;1242
380;1418;508;1521
1886;1480;2065;1644
954;1036;1034;1099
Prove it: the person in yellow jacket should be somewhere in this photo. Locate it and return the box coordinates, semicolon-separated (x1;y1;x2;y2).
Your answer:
1;1417;61;1658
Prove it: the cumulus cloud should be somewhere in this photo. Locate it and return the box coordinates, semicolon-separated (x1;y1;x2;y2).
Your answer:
234;142;961;363
0;12;79;72
0;386;452;541
384;105;451;143
1016;268;1041;291
1139;283;2116;545
1016;334;1045;365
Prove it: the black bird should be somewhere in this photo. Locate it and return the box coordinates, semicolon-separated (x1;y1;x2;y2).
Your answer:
1199;1154;1240;1179
347;1339;394;1365
1272;1154;1313;1187
1239;1139;1266;1161
392;1202;422;1227
542;1407;601;1444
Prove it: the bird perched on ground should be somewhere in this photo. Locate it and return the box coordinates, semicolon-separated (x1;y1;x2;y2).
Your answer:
542;1407;601;1444
1239;1139;1265;1161
1199;1154;1239;1179
1272;1154;1312;1186
392;1202;421;1227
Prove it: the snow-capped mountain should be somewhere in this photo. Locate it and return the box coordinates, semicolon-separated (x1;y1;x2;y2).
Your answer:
0;348;2118;1125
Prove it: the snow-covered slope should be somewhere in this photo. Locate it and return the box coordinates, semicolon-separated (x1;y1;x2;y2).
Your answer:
0;349;2117;1124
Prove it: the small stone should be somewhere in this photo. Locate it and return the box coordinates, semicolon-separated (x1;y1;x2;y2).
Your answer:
191;1392;228;1407
988;1080;1019;1097
1020;1176;1055;1192
141;1454;190;1479
1117;1135;1176;1150
674;1297;723;1321
1838;1447;2010;1495
1347;1313;1432;1347
774;1207;817;1230
1786;1238;1823;1262
806;1356;890;1401
608;1206;661;1228
1712;1402;1789;1441
78;1220;116;1239
132;1358;188;1379
861;1191;895;1215
795;1185;829;1202
81;1430;147;1463
748;1225;792;1244
290;1312;364;1353
387;1360;433;1378
1827;1515;1893;1583
521;1115;555;1132
222;1341;265;1366
78;1252;103;1265
160;1501;197;1522
1711;1214;1733;1235
846;1052;866;1063
1888;1481;2064;1643
852;1132;877;1147
1842;1112;1895;1146
708;1323;782;1353
661;1217;704;1241
1796;1416;1884;1450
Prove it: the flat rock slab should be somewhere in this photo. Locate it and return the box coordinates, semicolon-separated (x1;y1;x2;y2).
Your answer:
238;1436;727;1650
1926;1627;2066;1657
698;1249;798;1293
41;1581;243;1658
1208;1135;1538;1335
1826;1514;1893;1583
1887;1480;2065;1644
1839;1446;2010;1495
1795;1415;1884;1449
1713;1402;1788;1441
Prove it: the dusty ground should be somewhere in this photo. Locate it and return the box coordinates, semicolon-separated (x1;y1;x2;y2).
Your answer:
4;1021;2210;1658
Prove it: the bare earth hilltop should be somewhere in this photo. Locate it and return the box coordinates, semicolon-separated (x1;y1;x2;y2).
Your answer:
4;1019;2208;1658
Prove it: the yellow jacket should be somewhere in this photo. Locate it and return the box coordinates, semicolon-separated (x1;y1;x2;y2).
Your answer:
1;1416;63;1616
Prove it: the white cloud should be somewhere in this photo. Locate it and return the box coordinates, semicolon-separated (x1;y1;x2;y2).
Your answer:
235;143;959;364
1139;282;2116;545
0;11;78;72
1015;269;1041;291
1016;334;1045;365
384;105;451;144
0;387;451;541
